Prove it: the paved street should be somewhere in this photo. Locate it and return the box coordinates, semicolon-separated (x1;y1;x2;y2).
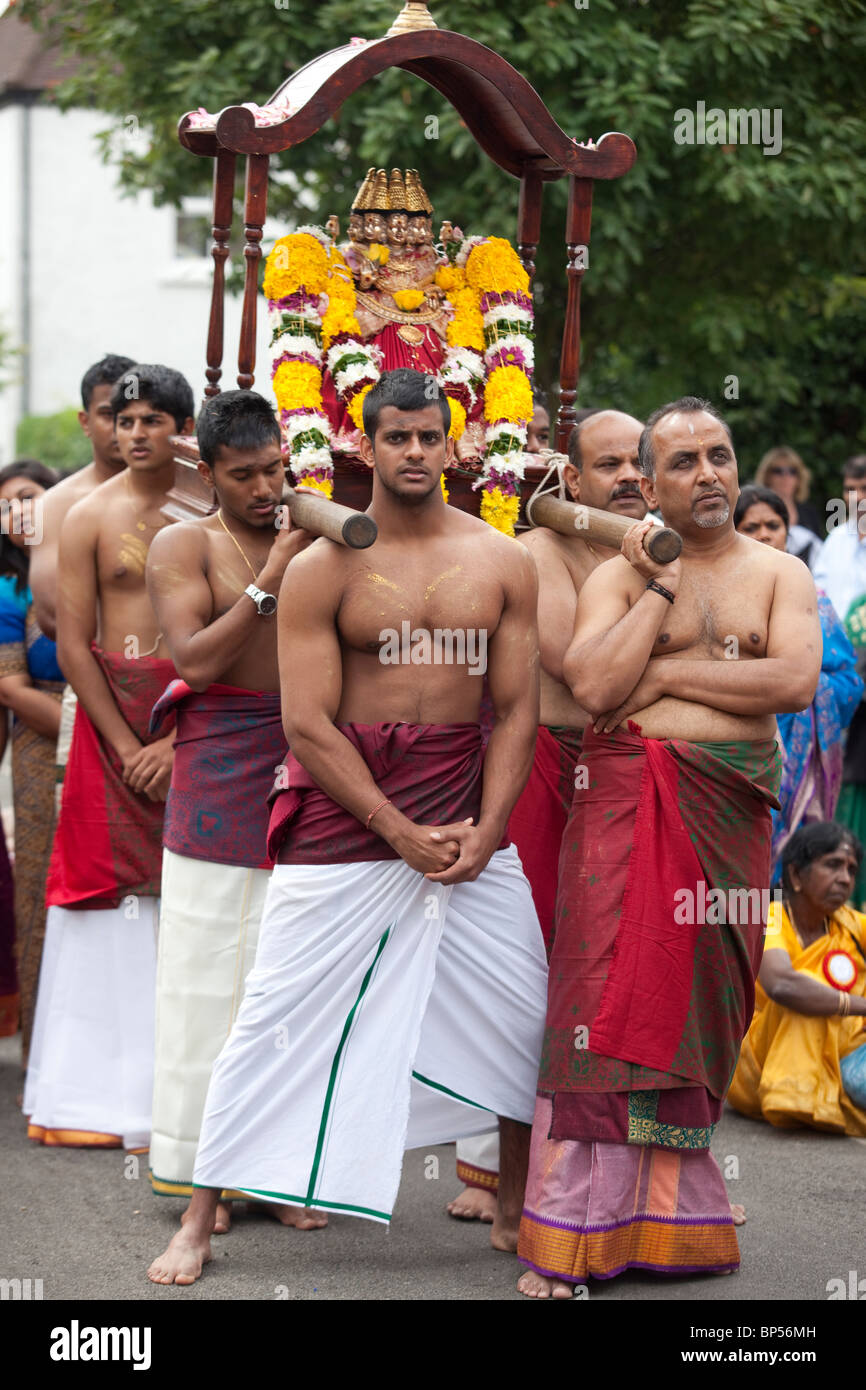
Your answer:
1;1032;861;1303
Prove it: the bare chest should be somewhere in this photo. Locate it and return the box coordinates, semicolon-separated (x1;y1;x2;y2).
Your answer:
649;570;773;659
339;557;503;657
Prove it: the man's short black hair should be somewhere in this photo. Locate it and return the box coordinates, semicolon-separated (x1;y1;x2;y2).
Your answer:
362;368;450;442
638;396;734;479
733;484;789;533
196;390;281;468
80;355;136;411
842;454;866;483
110;364;195;431
780;820;862;895
567;408;603;471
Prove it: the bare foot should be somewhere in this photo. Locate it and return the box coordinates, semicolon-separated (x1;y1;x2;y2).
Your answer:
182;1198;231;1236
446;1185;497;1223
147;1227;212;1286
730;1202;746;1226
517;1269;574;1299
490;1216;519;1253
260;1201;328;1229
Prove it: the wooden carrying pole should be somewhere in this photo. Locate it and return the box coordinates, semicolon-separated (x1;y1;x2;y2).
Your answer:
163;448;378;550
526;492;682;564
283;486;377;549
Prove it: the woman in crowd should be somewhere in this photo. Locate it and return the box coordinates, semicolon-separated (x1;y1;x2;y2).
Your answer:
0;711;14;1036
729;821;866;1135
754;445;822;567
0;460;64;1065
734;485;862;878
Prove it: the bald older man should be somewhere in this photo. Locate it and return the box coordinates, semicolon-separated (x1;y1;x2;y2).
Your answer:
448;409;646;1223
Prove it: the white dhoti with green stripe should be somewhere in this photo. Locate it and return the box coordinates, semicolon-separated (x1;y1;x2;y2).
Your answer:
192;844;547;1223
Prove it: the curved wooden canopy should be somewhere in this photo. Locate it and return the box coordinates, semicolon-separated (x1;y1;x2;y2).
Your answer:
179;28;635;182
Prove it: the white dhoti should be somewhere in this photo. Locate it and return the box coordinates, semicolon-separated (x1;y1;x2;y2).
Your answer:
194;844;547;1223
150;850;268;1195
24;899;159;1149
456;1131;501;1191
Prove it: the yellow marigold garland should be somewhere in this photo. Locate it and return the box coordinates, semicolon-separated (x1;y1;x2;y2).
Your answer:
263;233;330;301
484;365;534;425
272;360;324;414
435;264;466;295
348;381;375;431
440;475;449;504
447;397;467;440
465;237;529;296
294;474;333;500
480;486;521;536
446;288;484;353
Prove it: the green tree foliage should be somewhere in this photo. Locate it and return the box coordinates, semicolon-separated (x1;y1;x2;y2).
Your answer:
16;409;91;475
21;0;866;502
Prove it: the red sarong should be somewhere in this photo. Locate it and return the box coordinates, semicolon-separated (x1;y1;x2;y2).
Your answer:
542;724;781;1146
46;648;177;909
150;681;284;870
508;725;583;953
268;721;508;865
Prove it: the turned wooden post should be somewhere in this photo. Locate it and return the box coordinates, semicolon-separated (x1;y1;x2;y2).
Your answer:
556;175;594;453
204;148;236;399
517;170;543;282
237;152;270;390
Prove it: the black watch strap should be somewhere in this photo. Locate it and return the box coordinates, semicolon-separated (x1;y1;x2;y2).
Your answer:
646;578;675;604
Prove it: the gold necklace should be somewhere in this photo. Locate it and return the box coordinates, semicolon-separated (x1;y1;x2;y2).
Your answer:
216;509;258;582
124;472;162;533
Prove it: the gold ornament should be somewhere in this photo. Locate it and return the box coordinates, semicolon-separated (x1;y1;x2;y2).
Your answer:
372;168;391;211
389;168;408;210
387;2;438;35
351;168;377;212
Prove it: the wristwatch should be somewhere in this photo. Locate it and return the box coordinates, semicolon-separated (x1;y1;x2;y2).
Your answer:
244;583;278;617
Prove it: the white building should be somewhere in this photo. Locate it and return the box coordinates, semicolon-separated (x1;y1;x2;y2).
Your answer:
0;9;271;464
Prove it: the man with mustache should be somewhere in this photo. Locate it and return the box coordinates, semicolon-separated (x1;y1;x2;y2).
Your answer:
448;407;647;1223
517;396;820;1296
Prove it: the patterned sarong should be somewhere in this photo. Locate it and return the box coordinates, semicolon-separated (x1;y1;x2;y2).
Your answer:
45;648;177;909
151;681;284;869
519;724;782;1282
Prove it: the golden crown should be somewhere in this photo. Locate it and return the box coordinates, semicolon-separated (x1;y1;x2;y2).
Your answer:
351;167;433;215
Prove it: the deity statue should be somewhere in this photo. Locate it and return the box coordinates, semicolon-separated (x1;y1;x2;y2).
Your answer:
338;168;447;357
265;165;536;533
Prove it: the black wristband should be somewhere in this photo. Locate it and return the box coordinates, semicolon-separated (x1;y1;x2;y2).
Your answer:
646;579;675;604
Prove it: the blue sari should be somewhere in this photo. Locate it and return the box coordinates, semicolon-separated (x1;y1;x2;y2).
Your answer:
771;591;862;882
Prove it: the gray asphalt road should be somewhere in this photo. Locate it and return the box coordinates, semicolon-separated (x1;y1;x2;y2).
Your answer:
1;1032;862;1303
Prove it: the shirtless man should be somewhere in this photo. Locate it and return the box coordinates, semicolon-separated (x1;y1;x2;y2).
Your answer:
448;409;645;1222
145;389;317;1231
517;395;821;1297
147;366;548;1285
24;364;194;1151
30;354;135;640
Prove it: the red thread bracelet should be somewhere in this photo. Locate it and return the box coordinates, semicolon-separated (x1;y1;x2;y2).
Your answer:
366;798;391;831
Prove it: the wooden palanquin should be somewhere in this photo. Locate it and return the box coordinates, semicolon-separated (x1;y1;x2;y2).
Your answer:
172;1;636;519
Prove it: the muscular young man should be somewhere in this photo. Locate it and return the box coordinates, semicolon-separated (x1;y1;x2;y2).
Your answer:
24;365;193;1151
146;390;313;1230
448;409;645;1222
518;396;821;1297
147;367;548;1286
30;354;137;640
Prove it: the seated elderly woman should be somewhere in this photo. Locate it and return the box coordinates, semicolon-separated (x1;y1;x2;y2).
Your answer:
728;821;866;1135
734;485;862;879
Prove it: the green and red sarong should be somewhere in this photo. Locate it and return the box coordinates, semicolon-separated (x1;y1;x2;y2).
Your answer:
518;723;782;1284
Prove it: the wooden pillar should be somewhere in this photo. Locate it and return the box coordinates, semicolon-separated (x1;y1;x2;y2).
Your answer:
517;171;543;282
556;175;593;453
237;152;270;390
204;148;236;398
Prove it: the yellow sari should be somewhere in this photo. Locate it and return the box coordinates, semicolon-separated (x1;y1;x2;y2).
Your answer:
729;901;866;1135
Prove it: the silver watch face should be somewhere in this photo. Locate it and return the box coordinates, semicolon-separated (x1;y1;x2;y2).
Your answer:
258;592;278;617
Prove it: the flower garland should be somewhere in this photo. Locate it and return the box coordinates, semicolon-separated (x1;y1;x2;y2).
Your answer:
440;235;535;536
264;230;334;495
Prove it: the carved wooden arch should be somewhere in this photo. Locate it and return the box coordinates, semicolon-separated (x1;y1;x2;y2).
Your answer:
178;18;636;451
